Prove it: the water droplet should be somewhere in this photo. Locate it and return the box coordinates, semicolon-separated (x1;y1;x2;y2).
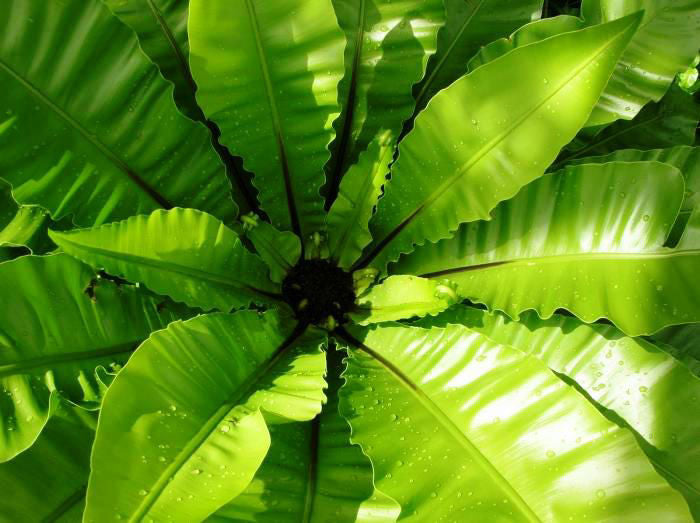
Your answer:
596;489;606;498
138;489;148;496
191;468;202;475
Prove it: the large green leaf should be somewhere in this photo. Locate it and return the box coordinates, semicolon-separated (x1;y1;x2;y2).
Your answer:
582;0;700;127
358;14;642;272
102;0;199;119
325;0;444;201
327;132;395;269
85;311;327;522
189;0;345;242
339;323;692;521
412;0;543;114
0;254;188;462
0;402;96;522
50;208;280;312
211;353;392;522
565;146;700;245
0;0;236;226
352;275;458;325
418;305;700;518
396;161;700;336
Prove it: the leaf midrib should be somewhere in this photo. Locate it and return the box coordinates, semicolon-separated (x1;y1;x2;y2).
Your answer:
244;0;302;239
0;59;172;210
144;0;198;95
54;233;278;299
0;342;136;379
301;415;321;523
359;22;635;268
420;249;700;278
129;323;307;521
340;329;541;523
327;0;367;207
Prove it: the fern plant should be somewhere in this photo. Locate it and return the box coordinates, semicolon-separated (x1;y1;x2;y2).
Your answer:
1;0;700;521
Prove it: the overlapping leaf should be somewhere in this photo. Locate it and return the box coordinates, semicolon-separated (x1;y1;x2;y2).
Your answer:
85;311;327;522
412;0;543;114
359;14;642;272
103;0;199;119
418;305;700;518
189;0;345;241
0;254;188;462
325;0;444;200
211;355;396;522
339;323;692;521
582;0;700;127
0;403;96;522
396;161;700;335
50;208;279;312
352;275;458;325
0;0;236;226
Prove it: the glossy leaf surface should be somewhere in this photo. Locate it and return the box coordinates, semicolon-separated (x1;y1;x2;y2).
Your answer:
0;403;95;522
102;0;199;119
352;275;458;325
50;208;279;312
340;323;692;521
361;14;642;271
327;133;394;269
419;305;700;518
467;15;584;73
582;0;700;127
85;311;327;522
0;0;236;226
559;85;700;163
189;0;345;241
397;161;700;335
326;0;444;189
243;217;301;283
0;254;187;462
211;358;389;522
413;0;543;113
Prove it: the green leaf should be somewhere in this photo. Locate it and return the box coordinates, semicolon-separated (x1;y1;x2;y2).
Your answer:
413;0;543;113
0;402;96;522
352;275;458;325
85;311;327;522
327;132;394;269
0;180;74;262
359;14;643;272
418;305;700;518
102;0;200;120
0;0;237;226
211;353;390;522
651;324;700;378
325;0;444;198
339;323;692;521
189;0;345;242
50;208;280;312
0;253;188;462
565;146;700;212
467;15;585;72
564;146;700;245
558;84;700;163
582;0;700;127
467;15;584;72
242;215;301;284
396;161;700;336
